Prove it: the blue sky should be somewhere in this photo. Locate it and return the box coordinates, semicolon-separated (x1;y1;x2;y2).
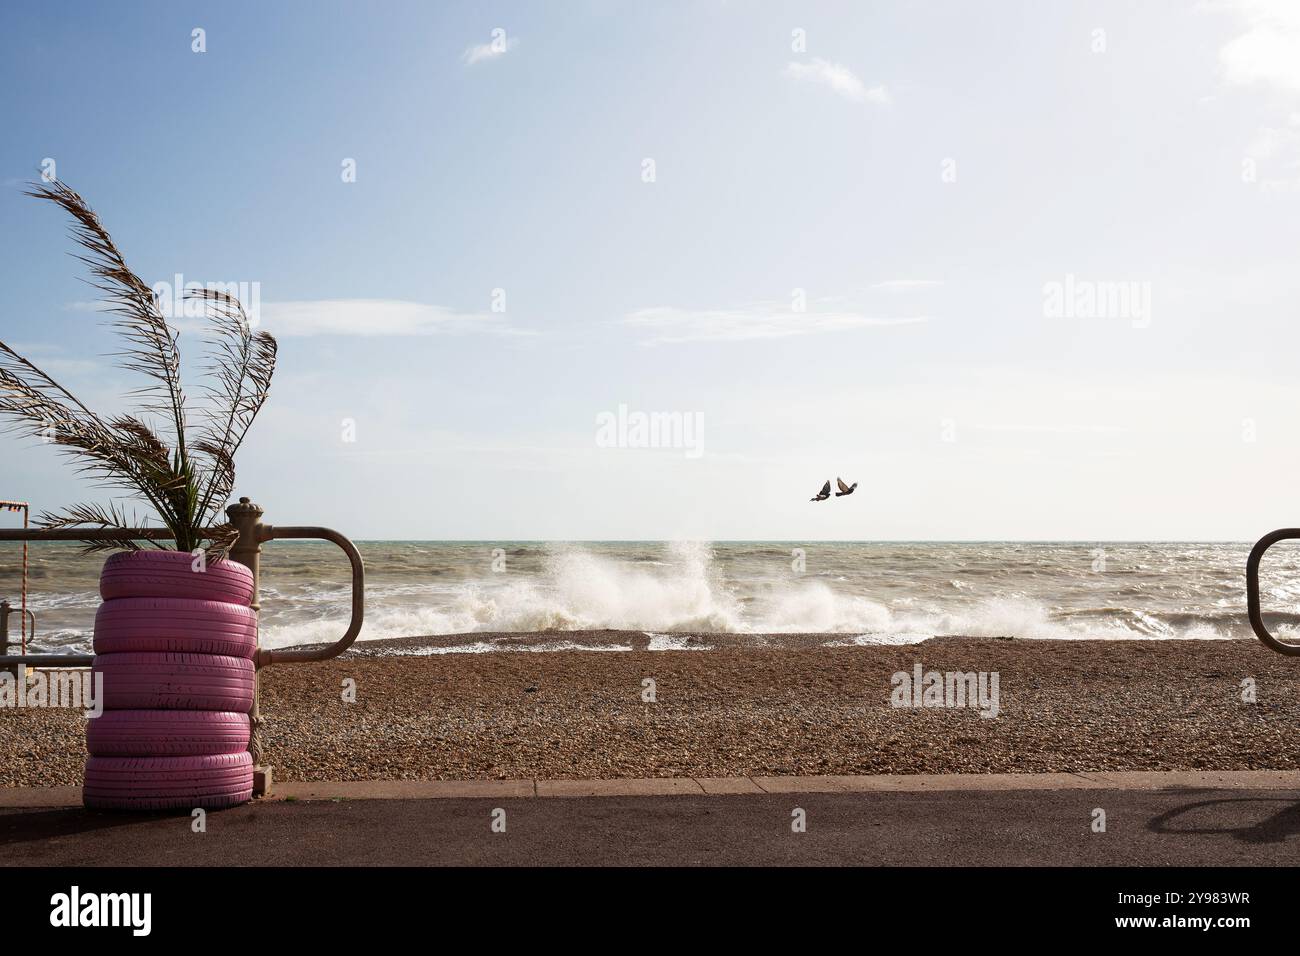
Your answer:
3;0;1300;540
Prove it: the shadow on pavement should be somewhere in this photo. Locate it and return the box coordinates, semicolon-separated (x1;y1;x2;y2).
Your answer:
0;806;194;848
1147;795;1300;844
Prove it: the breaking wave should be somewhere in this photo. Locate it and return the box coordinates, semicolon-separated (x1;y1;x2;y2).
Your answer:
257;541;1252;649
16;540;1265;654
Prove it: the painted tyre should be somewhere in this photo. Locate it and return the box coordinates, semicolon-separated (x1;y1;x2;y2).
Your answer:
94;653;255;712
86;710;251;757
100;550;254;606
83;753;254;810
94;598;257;658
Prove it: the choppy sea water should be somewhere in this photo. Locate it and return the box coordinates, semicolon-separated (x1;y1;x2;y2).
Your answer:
2;541;1294;656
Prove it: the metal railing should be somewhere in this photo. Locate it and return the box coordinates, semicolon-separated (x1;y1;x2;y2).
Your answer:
1246;528;1300;656
0;527;175;668
0;506;364;669
0;599;36;660
250;525;364;667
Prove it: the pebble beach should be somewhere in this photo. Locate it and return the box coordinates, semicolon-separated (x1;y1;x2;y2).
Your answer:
3;634;1297;788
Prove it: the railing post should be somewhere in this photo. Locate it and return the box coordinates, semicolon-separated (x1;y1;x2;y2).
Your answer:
0;600;11;676
226;497;274;796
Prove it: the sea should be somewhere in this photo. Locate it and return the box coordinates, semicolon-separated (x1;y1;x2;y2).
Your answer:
2;541;1293;656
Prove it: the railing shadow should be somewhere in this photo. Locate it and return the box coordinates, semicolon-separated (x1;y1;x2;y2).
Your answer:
0;805;197;850
1147;795;1300;845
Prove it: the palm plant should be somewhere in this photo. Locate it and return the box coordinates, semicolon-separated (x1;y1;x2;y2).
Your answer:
0;180;276;557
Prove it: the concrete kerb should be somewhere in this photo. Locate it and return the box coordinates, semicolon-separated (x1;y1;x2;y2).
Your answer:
6;771;1300;808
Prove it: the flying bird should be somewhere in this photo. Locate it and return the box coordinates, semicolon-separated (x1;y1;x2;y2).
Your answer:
810;480;832;502
835;478;858;497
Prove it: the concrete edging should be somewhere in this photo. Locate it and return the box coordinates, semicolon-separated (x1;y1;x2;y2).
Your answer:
274;770;1300;800
5;770;1300;808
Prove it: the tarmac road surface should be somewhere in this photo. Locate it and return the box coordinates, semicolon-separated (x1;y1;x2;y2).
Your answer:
3;786;1299;866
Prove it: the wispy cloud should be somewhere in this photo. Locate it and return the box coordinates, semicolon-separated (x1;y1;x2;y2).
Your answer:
871;279;944;292
1244;111;1300;190
463;34;519;66
782;58;890;106
1247;112;1300;158
65;298;534;337
65;301;111;313
973;423;1130;434
253;300;531;337
1;341;97;376
622;305;924;345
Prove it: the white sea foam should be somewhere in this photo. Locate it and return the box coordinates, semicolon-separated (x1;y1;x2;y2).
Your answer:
383;640;635;656
22;540;1268;654
259;545;1240;650
645;632;714;650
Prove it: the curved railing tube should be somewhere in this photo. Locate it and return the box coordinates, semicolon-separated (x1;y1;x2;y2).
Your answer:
256;525;365;667
1246;529;1300;657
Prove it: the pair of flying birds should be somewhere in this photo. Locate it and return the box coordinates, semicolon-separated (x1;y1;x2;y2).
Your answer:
810;478;857;502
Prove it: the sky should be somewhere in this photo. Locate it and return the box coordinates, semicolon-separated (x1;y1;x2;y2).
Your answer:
2;0;1300;541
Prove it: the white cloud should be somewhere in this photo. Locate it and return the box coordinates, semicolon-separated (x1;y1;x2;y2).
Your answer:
1;341;97;376
1209;4;1300;190
1246;112;1300;158
871;279;944;292
1216;0;1300;93
782;58;890;106
63;298;533;338
622;305;924;345
254;299;531;337
463;35;519;66
38;357;100;376
972;423;1130;434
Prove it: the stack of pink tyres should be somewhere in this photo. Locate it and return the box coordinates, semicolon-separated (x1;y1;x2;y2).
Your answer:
84;550;257;810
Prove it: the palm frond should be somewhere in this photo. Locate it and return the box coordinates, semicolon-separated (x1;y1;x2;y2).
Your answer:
36;501;152;554
0;349;167;504
187;288;277;522
25;180;188;454
0;182;280;554
203;522;240;561
109;415;175;478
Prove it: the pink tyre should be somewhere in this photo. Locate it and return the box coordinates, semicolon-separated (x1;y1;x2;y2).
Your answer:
94;597;257;658
94;653;255;711
100;550;254;606
83;753;254;810
87;710;251;757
